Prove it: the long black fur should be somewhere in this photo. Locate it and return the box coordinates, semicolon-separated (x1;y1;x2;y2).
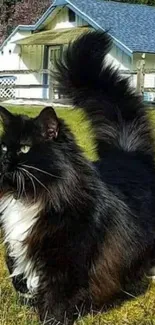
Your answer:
0;31;155;325
55;31;153;157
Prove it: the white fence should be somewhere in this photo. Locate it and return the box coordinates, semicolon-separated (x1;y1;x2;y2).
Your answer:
0;66;155;103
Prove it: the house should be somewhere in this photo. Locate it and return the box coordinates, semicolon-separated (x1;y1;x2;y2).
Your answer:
0;0;155;101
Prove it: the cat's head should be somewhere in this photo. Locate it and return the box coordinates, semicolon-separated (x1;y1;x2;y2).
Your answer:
0;105;73;202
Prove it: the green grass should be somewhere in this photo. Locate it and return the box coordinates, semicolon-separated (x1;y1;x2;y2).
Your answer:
0;105;155;325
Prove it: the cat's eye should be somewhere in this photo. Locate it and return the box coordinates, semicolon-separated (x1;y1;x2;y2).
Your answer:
20;145;31;154
1;144;7;152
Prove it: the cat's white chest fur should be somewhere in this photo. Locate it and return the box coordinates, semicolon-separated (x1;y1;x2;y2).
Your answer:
0;196;41;293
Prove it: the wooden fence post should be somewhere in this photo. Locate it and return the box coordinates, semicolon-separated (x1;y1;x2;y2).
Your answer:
48;57;54;103
136;54;145;96
49;70;54;103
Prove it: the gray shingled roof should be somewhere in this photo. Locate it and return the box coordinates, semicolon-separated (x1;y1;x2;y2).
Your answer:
67;0;155;53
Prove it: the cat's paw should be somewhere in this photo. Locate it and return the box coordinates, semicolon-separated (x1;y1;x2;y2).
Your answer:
145;266;155;282
18;291;37;307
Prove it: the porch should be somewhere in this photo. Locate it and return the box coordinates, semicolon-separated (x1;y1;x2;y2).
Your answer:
0;27;90;103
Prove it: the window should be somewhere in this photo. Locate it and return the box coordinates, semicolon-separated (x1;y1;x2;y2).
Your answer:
122;52;132;66
48;46;62;71
115;46;131;66
68;8;76;22
116;47;123;61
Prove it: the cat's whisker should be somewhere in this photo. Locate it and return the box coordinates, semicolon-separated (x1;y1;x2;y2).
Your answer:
27;174;36;202
18;167;37;202
19;172;26;198
18;172;22;198
21;173;26;197
16;169;24;199
13;171;16;184
16;171;20;199
21;168;36;202
22;173;29;201
19;167;51;196
19;172;24;199
0;174;4;190
21;164;66;180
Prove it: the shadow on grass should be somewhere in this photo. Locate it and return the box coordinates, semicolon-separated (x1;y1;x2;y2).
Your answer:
73;277;151;322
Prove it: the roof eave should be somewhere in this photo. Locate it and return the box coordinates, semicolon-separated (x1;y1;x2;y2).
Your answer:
133;50;155;54
34;0;67;31
66;0;133;57
0;25;36;50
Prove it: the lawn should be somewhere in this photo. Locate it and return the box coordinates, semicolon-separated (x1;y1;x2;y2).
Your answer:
0;105;155;325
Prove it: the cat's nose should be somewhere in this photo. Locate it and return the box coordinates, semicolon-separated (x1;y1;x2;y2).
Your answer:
1;158;11;173
1;156;16;173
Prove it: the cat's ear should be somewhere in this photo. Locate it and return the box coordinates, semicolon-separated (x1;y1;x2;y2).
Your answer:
0;106;14;127
37;106;59;140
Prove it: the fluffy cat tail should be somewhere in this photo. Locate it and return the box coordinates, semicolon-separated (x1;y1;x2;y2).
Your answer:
55;31;153;157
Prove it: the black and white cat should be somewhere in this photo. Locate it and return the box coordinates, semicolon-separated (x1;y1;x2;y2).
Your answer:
1;31;155;324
